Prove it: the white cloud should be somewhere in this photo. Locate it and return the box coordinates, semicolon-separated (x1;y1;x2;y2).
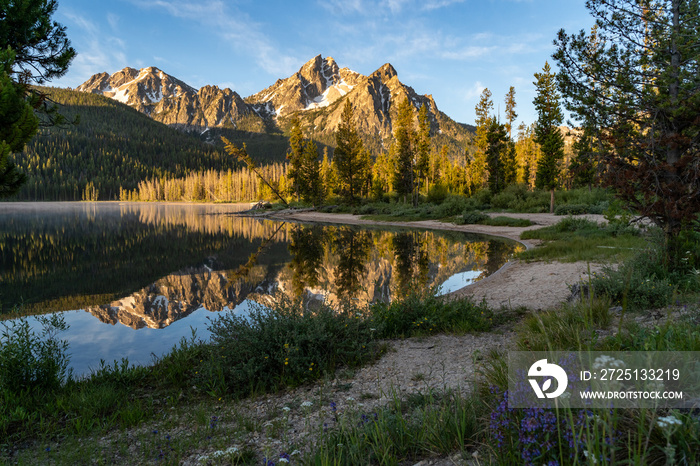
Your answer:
318;0;367;15
422;0;465;11
464;81;486;101
107;12;120;31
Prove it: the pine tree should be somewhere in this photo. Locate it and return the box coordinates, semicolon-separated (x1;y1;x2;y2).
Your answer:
1;0;76;83
416;104;431;193
554;0;700;258
0;0;75;197
333;100;365;204
533;62;565;213
301;138;323;204
504;86;517;141
471;88;493;192
320;147;336;198
0;51;36;197
392;97;415;202
485;118;509;194
286;115;304;200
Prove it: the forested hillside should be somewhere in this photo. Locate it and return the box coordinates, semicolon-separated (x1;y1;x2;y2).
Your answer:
10;87;288;201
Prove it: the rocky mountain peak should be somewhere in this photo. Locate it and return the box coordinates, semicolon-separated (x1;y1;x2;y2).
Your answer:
77;66;249;129
76;56;470;154
371;63;397;81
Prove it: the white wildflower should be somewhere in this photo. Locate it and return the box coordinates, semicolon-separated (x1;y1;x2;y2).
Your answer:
657;415;683;429
301;401;313;408
593;355;625;370
291;450;301;456
346;396;355;402
583;450;598;464
279;458;290;463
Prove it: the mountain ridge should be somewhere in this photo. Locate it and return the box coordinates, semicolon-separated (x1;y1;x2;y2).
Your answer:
76;55;474;154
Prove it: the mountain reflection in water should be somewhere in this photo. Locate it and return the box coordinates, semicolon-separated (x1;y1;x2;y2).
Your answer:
0;203;523;375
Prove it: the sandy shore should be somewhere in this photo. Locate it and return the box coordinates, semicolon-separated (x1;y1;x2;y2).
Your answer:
268;210;607;311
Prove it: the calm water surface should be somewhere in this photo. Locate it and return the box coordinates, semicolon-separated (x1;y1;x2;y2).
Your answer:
0;202;523;376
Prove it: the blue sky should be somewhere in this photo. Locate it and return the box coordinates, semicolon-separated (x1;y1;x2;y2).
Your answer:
52;0;594;127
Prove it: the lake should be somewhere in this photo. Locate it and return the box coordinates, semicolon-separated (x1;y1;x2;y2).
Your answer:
0;202;523;377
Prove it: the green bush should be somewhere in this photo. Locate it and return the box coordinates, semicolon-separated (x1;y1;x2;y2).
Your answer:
457;211;488;225
204;299;380;397
592;257;676;311
490;184;550;212
426;182;449;204
554;204;589;215
589;228;699;310
516;298;611;351
0;314;69;396
371;293;494;338
600;320;700;351
482;216;533;227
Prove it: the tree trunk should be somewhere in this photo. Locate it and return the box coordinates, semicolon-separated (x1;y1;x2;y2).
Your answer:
550;188;555;214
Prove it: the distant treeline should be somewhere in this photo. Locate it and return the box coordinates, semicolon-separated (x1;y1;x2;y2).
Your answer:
117;165;289;203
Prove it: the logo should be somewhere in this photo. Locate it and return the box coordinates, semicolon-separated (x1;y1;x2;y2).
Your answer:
528;359;568;399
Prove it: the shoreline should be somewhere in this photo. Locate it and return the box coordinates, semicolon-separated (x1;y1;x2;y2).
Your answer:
264;210;606;310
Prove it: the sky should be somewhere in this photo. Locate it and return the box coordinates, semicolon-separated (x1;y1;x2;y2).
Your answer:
52;0;595;127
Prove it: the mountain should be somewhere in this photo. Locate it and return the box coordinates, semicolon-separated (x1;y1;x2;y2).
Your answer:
77;55;474;156
10;87;246;200
76;66;251;129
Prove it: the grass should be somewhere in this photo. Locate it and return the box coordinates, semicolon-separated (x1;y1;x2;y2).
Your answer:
308;388;481;465
519;216;648;262
0;291;503;463
480;292;700;465
515;297;612;352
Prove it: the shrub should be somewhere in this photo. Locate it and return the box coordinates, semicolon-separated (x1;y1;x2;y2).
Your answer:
590;228;700;310
483;216;533;227
426;182;449;204
516;298;611;351
371;292;494;338
204;299;380;397
490;184;550;212
0;313;70;395
554;204;589;215
457;211;488;225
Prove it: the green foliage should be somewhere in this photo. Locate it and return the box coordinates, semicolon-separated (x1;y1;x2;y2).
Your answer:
554;0;700;238
334;100;368;204
392;97;416;199
0;50;35;197
0;0;76;84
533;62;564;199
457;211;488;225
482;216;533;227
516;298;611;351
204;299;380;397
591;233;700;310
601;318;700;352
285;115;304;199
0;313;69;396
490;184;549;212
426;182;449;204
309;389;480;465
520;216;645;262
371;292;494;338
485;118;510;194
554;203;592;215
